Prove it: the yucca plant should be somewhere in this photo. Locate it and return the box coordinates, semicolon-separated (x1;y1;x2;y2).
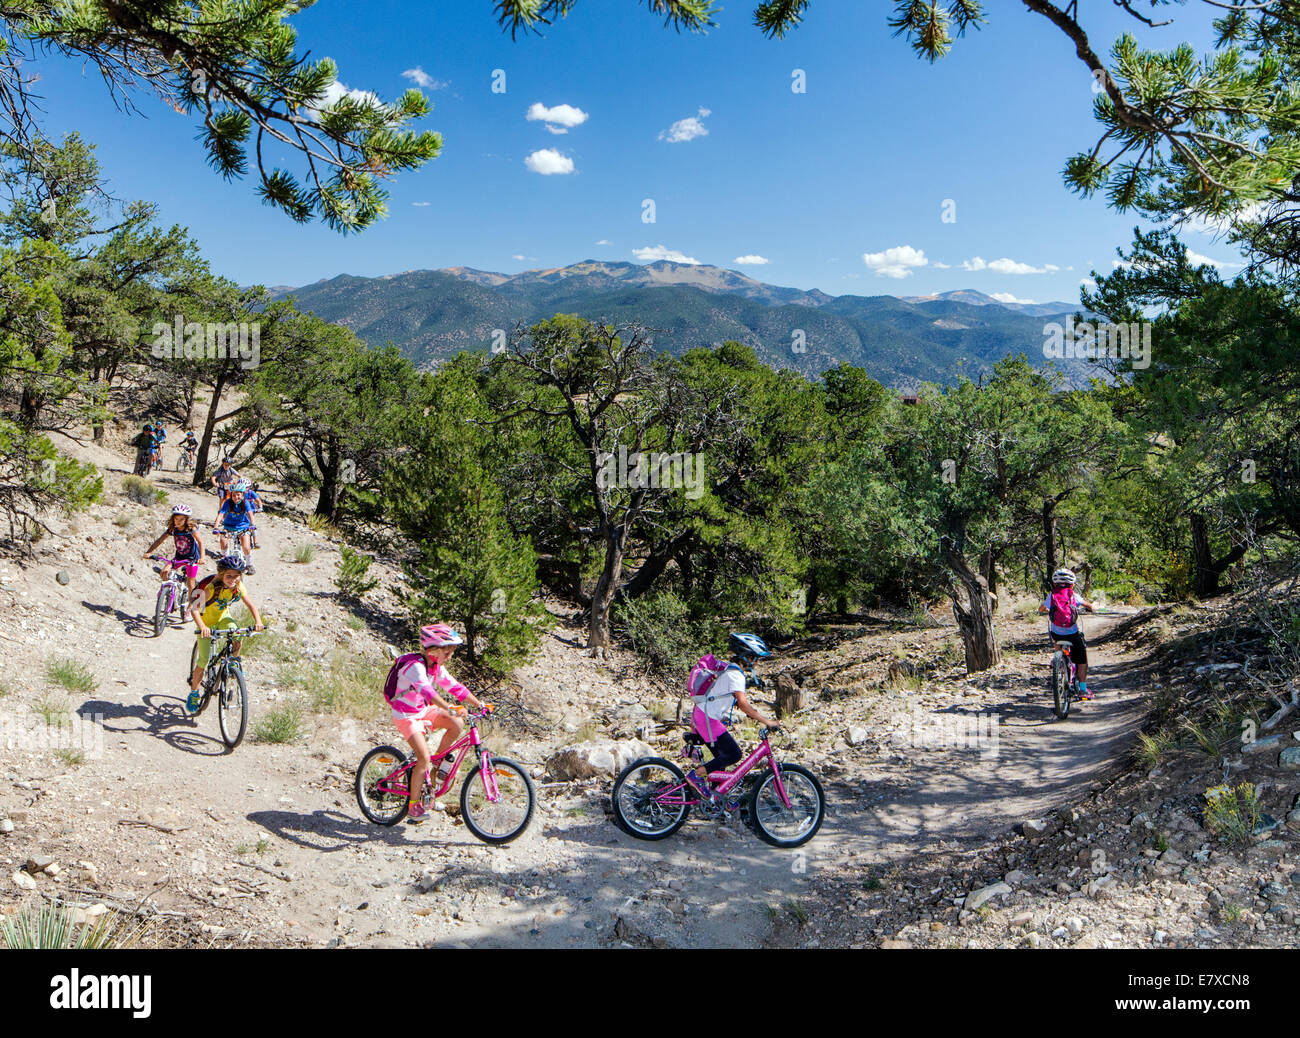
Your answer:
0;901;145;949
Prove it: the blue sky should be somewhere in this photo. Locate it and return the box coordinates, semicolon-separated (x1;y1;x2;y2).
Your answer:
34;0;1242;304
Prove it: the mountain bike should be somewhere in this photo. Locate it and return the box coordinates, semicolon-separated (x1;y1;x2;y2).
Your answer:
151;445;164;472
132;448;151;477
1049;635;1082;719
187;627;261;749
354;708;535;844
150;557;189;637
178;445;196;473
611;727;825;848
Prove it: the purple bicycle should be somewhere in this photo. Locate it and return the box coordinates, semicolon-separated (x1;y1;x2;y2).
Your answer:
610;727;825;848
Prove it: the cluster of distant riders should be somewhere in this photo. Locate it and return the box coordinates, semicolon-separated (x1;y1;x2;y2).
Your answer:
118;424;1098;851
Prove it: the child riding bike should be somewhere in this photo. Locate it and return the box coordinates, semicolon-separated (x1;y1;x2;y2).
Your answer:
180;428;198;466
385;624;490;825
131;423;155;476
149;422;166;470
1039;567;1096;698
215;483;256;573
243;482;262;553
186;553;264;713
142;504;205;598
211;457;241;513
685;632;780;807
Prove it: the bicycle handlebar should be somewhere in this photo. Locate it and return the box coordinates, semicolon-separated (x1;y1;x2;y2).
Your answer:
207;627;263;639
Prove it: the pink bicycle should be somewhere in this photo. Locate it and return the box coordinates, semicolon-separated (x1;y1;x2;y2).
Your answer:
610;727;825;848
354;708;535;844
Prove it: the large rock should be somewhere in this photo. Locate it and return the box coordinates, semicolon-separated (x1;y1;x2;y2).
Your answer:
546;739;654;781
966;881;1012;911
1279;747;1300;770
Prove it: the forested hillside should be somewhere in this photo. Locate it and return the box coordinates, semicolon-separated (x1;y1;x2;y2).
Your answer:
272;262;1093;384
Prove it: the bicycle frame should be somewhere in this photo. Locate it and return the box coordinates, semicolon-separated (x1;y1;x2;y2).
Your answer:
659;734;792;810
374;716;500;803
203;629;252;687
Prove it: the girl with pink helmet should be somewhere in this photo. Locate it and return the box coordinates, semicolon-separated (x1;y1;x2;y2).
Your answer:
388;623;488;824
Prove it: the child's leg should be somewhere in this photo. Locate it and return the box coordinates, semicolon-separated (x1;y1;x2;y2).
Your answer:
404;726;431;805
426;712;463;762
703;733;743;774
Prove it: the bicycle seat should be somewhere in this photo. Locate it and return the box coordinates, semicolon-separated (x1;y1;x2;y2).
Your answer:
682;733;704;746
1054;641;1074;650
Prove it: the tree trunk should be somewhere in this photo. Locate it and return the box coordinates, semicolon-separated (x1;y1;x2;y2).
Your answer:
194;371;228;488
774;673;805;719
588;531;625;650
313;438;342;521
945;546;1001;673
1190;512;1217;597
1042;497;1057;581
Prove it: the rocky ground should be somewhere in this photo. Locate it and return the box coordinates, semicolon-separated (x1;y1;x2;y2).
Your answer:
0;415;1297;948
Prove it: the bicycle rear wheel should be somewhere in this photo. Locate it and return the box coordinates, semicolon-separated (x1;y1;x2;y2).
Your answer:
747;763;825;848
355;746;411;825
611;757;691;840
217;665;248;749
1052;653;1071;719
460;756;535;844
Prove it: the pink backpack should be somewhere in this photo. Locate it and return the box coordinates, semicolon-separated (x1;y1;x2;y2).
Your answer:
382;652;424;704
1049;586;1077;628
687;654;741;720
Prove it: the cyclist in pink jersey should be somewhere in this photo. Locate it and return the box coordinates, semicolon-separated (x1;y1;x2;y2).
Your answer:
392;623;488;824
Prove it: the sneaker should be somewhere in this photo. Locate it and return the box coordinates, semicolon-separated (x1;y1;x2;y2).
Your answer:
406;802;428;824
246;564;256;576
185;689;203;714
1077;686;1094;701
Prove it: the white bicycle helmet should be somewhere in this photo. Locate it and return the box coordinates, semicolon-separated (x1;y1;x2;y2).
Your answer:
172;504;193;516
1051;568;1076;586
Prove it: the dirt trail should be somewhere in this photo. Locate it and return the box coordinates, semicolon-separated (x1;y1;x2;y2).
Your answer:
0;427;1154;949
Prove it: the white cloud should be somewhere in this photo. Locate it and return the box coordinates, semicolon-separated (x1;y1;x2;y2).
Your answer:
1080;277;1097;288
1185;249;1239;269
512;254;526;260
991;292;1037;305
315;80;382;112
962;256;1058;275
863;245;928;279
595;239;610;245
633;245;701;264
733;255;769;265
527;102;589;135
659;107;711;143
401;67;447;90
1178;202;1268;236
524;148;575;175
931;261;951;269
412;201;430;207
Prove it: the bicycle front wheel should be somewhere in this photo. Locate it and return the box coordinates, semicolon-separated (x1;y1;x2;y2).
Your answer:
460;756;535;844
748;763;825;848
611;757;691;840
153;584;169;637
217;665;248;749
1052;653;1070;720
355;746;411;825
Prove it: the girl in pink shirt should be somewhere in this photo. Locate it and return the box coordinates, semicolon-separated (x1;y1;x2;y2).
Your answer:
393;624;486;824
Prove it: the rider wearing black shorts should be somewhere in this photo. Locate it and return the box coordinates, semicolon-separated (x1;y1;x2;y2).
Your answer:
1039;567;1096;698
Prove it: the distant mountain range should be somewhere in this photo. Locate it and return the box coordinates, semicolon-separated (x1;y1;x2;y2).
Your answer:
271;260;1092;386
